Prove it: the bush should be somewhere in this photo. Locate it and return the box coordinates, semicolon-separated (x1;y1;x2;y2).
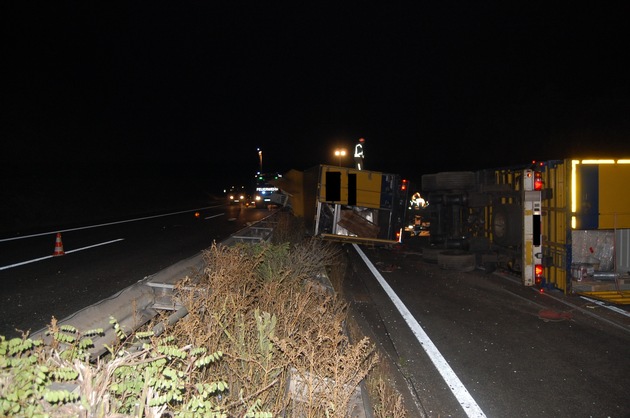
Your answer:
0;213;409;417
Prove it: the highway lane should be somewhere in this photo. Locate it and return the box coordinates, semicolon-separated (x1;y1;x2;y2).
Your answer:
0;202;271;338
344;240;630;418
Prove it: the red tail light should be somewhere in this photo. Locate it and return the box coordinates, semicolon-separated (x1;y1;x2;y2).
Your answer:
534;172;543;191
535;264;543;285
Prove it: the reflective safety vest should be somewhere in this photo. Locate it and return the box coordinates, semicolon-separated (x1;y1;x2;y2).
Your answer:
354;143;364;158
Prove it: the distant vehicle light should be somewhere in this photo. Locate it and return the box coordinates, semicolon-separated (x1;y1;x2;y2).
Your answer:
194;212;200;218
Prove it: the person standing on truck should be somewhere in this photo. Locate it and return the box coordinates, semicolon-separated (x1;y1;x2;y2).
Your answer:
354;137;365;170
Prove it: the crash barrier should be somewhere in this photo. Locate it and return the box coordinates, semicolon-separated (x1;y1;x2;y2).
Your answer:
222;225;274;245
30;212;280;355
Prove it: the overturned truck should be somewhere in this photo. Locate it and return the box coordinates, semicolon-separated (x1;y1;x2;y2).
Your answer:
275;165;408;245
421;159;630;304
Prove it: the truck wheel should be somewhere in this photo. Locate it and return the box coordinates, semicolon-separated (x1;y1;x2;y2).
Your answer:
438;250;476;272
492;204;521;247
435;172;475;190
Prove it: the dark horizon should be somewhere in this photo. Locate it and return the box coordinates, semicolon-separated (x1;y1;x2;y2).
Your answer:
4;3;630;230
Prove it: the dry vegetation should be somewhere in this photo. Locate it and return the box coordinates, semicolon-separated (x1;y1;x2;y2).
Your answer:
1;211;409;417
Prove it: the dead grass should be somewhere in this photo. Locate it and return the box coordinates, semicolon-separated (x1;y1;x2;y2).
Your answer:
149;210;411;416
366;363;408;418
158;234;383;416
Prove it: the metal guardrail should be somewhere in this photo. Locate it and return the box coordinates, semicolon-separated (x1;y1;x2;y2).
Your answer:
222;226;274;245
30;211;279;356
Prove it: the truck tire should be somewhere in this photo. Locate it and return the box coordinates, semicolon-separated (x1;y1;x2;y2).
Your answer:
492;204;521;247
435;171;475;191
438;250;476;272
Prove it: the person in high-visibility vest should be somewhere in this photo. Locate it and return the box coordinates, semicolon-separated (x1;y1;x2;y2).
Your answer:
354;137;365;170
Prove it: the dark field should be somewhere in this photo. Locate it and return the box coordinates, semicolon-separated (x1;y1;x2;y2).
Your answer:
1;163;221;236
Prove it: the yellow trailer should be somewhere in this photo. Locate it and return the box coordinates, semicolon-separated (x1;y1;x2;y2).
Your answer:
540;159;630;303
275;165;407;245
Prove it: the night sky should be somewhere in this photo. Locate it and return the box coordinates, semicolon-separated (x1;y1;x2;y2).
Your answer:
4;3;630;194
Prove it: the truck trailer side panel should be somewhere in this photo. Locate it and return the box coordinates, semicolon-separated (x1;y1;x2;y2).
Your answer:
592;162;630;228
541;160;571;292
543;159;630;301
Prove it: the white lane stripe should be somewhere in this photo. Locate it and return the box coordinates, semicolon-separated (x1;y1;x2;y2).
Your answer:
0;239;124;271
353;244;486;418
0;205;224;242
204;213;224;220
0;255;54;271
64;239;125;254
580;296;630;318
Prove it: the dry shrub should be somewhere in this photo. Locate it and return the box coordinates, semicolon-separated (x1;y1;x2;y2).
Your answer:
270;211;307;245
326;252;348;297
163;238;377;416
367;366;408;418
275;333;378;417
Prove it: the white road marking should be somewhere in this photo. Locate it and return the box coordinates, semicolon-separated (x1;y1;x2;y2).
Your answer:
0;239;124;271
204;213;224;220
580;296;630;318
353;244;487;418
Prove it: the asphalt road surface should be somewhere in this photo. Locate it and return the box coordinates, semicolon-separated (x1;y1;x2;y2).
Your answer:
343;237;630;418
0;202;270;338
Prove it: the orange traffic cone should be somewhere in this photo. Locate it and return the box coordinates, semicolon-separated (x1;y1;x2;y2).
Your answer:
53;233;65;256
